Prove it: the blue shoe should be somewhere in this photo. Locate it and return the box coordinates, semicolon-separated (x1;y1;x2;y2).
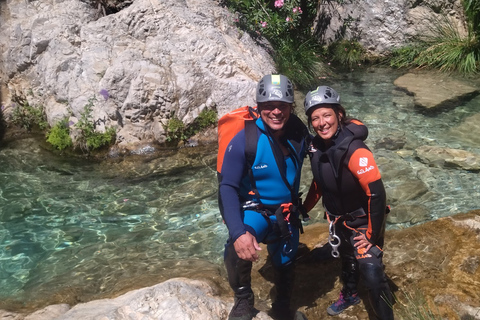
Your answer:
327;292;361;316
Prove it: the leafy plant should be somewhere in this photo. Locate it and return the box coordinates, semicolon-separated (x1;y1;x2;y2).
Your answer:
46;118;73;150
74;97;116;152
11;96;48;131
165;108;217;144
463;0;480;38
328;39;365;68
222;0;324;87
388;9;479;74
274;38;330;89
165;113;187;143
190;109;217;134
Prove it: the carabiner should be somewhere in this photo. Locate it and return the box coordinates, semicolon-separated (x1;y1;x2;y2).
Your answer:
328;221;341;258
283;240;293;255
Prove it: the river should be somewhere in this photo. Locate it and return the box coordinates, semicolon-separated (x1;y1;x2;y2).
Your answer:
0;67;479;310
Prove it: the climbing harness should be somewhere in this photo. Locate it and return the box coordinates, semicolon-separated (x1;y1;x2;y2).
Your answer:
328;220;341;258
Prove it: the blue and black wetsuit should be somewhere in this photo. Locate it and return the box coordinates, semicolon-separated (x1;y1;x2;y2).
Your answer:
219;114;309;266
219;113;309;315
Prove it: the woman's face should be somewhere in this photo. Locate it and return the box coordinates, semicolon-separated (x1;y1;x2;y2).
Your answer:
310;106;340;141
259;101;292;132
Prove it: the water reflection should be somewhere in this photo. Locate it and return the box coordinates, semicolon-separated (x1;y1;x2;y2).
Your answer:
0;68;479;309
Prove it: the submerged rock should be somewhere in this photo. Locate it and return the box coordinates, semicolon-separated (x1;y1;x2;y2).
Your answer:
393;72;479;112
416;145;480;171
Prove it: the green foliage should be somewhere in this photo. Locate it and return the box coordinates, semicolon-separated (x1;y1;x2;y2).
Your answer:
328;39;365;68
388;10;480;74
74;97;116;151
165;108;217;144
11;96;48;131
222;0;324;87
192;109;217;134
389;45;424;68
463;0;480;37
46;118;73;150
274;38;330;89
165;113;187;142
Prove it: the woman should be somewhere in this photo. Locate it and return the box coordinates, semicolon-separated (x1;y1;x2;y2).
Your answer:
302;86;394;319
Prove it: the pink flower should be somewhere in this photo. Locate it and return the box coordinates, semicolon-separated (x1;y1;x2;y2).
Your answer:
293;7;302;14
274;0;284;8
261;21;267;28
286;17;291;22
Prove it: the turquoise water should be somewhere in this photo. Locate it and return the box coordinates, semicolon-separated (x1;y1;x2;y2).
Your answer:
0;68;479;309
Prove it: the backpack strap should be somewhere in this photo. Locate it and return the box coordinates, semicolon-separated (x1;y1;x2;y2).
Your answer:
245;119;260;200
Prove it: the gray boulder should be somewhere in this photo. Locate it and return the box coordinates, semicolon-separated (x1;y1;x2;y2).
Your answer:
0;0;275;151
315;0;466;56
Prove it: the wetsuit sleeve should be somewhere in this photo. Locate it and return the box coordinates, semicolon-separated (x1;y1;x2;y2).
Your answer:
219;130;248;242
303;179;322;213
347;148;387;245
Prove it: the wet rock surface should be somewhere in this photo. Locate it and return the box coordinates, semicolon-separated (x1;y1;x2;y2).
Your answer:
393;72;480;112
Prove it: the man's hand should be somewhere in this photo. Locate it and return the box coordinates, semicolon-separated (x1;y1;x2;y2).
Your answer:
234;232;262;262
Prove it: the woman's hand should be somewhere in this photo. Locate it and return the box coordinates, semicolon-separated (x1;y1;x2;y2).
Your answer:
234;232;262;262
353;232;373;253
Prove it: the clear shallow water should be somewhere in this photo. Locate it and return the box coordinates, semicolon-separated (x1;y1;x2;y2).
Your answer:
0;67;479;309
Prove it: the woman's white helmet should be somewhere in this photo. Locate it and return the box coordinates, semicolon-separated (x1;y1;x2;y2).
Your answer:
304;86;340;115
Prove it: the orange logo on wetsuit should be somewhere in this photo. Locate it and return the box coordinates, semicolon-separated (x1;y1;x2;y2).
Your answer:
356;247;371;259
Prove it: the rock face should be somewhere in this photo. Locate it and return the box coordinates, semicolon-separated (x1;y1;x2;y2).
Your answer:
315;0;466;55
1;211;479;320
0;0;275;151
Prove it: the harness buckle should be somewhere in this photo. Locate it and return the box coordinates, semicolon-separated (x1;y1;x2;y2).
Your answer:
328;221;341;258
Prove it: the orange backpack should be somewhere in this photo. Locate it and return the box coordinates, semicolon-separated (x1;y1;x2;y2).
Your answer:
217;106;259;173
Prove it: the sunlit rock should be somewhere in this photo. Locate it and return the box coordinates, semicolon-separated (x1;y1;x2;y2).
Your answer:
416;145;480;171
394;73;479;112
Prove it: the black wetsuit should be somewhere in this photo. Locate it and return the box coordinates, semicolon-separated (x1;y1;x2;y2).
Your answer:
305;120;394;320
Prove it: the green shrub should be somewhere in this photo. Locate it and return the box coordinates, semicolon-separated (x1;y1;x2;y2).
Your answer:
165;113;186;142
74;97;116;152
194;109;217;130
274;38;329;90
222;0;324;87
165;108;217;144
46;118;73;150
11;96;48;131
388;10;479;74
328;39;365;68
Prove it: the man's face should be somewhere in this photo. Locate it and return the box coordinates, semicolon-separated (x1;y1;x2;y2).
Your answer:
258;101;292;132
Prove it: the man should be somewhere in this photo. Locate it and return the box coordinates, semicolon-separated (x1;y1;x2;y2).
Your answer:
218;74;309;320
